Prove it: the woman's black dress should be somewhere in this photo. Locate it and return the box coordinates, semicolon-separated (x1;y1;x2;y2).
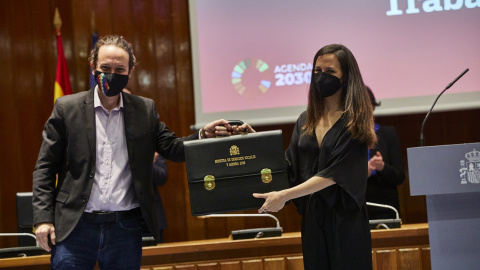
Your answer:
286;111;372;270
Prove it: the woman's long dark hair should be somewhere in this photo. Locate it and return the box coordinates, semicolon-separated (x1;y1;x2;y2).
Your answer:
303;44;376;148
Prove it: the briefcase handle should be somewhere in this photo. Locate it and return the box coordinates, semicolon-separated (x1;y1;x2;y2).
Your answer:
217;120;247;137
226;120;244;126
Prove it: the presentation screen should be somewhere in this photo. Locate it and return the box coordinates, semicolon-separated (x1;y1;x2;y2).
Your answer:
189;0;480;129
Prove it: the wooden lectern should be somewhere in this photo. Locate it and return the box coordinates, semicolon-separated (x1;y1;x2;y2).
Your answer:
408;142;480;270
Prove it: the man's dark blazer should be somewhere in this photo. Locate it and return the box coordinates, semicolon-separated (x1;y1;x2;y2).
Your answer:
32;88;198;243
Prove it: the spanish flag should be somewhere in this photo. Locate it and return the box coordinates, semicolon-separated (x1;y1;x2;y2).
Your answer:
53;8;72;103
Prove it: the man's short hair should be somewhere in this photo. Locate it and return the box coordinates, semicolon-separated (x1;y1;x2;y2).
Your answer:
89;35;137;72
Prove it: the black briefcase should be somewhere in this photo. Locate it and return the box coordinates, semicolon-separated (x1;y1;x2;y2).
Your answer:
184;130;289;216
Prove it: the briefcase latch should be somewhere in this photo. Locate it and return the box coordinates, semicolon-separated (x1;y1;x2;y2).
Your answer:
261;168;272;184
204;175;216;190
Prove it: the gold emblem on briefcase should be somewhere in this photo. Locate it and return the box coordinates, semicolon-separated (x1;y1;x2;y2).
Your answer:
230;145;240;155
261;168;273;183
204;175;216;190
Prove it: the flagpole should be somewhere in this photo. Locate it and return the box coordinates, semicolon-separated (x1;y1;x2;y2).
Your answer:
53;8;72;103
53;7;62;36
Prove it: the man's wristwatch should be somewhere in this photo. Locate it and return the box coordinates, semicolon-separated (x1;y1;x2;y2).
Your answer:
201;127;208;139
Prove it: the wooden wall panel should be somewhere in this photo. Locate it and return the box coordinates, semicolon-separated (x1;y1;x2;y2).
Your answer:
285;256;304;270
197;262;218;270
219;261;241;270
241;259;263;270
398;248;422;269
372;251;378;270
264;257;286;270
9;0;36;220
421;247;431;270
374;249;397;270
92;0;114;38
174;265;196;270
0;0;19;247
0;0;479;249
150;0;193;243
169;0;204;242
70;0;91;92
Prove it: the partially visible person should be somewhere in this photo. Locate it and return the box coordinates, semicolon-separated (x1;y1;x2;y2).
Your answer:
32;35;254;269
253;44;376;269
123;87;168;243
151;152;168;243
366;86;405;220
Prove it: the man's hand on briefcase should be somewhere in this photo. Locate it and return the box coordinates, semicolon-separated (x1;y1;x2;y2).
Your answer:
201;119;255;138
230;120;256;135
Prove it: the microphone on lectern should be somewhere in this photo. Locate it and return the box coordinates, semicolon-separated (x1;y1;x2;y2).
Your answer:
419;68;469;147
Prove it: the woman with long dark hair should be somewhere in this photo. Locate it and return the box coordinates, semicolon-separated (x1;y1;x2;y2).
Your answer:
254;44;376;269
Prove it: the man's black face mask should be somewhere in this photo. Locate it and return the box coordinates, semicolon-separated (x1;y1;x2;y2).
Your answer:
94;71;129;97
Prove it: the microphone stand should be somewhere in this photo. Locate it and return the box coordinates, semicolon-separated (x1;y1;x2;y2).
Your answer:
366;202;401;230
420;68;469;146
200;213;283;240
0;233;39;247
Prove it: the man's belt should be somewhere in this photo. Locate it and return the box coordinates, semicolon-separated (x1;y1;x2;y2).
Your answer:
82;207;141;223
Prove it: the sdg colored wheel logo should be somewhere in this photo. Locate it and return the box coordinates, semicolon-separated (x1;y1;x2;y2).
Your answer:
231;59;272;98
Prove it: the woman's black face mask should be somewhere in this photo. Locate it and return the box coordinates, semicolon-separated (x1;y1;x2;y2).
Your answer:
313;72;341;97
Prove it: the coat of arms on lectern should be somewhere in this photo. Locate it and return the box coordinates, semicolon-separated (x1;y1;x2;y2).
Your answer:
459;149;480;184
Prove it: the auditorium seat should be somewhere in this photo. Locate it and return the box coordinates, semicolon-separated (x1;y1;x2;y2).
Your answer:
16;192;36;247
